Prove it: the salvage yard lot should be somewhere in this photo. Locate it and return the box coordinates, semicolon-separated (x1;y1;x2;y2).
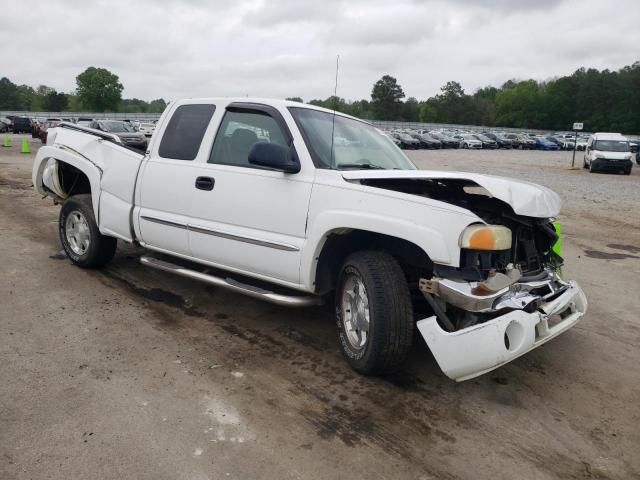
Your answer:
1;135;639;479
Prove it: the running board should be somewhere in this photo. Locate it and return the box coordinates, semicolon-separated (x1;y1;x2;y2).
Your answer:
140;256;322;307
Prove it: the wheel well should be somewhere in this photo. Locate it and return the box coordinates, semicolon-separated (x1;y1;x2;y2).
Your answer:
314;229;433;295
58;162;91;197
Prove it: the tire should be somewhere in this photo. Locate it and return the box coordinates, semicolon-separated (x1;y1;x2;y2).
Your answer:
583;156;588;169
589;161;597;173
335;251;414;375
624;167;631;175
59;194;117;268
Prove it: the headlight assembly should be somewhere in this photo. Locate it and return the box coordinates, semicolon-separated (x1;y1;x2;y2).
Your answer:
459;225;512;251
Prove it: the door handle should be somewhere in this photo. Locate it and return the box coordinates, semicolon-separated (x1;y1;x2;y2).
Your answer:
195;176;215;191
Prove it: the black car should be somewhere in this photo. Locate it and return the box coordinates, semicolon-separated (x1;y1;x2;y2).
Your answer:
473;134;498;149
483;132;512;149
89;120;148;151
391;133;421;150
411;133;441;149
12;116;31;134
429;132;461;148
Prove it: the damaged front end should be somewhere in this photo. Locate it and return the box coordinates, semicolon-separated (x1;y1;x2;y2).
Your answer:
417;272;587;382
348;172;587;381
417;216;586;382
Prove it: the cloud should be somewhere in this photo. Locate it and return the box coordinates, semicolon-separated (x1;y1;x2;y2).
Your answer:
0;0;638;103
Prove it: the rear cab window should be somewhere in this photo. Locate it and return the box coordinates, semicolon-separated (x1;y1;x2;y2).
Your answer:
159;104;216;160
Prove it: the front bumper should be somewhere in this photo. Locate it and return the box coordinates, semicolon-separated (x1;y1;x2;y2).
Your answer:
593;159;632;170
417;280;587;382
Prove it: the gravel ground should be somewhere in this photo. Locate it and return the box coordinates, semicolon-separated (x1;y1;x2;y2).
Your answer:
1;135;640;480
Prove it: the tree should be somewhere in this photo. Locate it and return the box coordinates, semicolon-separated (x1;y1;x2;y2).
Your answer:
0;77;20;109
75;67;123;112
370;75;405;120
43;91;68;111
401;97;420;122
148;98;168;113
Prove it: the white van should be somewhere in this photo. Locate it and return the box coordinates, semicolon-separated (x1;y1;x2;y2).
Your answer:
583;132;633;175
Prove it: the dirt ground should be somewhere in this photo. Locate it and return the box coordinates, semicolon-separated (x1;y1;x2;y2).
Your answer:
1;134;639;480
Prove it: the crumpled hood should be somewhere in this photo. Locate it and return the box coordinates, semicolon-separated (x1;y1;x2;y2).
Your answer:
341;170;561;218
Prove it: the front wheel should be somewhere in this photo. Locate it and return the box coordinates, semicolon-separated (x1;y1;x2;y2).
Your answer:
335;251;414;375
59;194;117;268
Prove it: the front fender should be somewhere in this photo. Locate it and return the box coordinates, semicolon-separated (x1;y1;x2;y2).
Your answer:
32;145;102;220
300;209;467;291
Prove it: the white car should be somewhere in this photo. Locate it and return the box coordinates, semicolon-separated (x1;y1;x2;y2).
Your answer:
454;134;483;149
32;98;587;382
583;132;633;175
138;122;156;137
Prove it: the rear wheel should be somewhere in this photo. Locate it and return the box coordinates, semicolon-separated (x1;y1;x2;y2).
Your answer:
335;251;414;375
59;194;116;268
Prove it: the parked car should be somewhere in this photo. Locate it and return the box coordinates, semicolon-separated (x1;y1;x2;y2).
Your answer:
472;134;498;149
545;137;565;149
583;132;633;175
0;118;9;133
429;132;461;148
32;98;587;381
392;132;421;149
411;133;441;149
383;131;401;147
576;137;588;151
38;120;62;144
137;122;156;137
505;133;535;149
454;134;482;149
76;118;94;127
88;120;147;151
12;116;31;134
482;132;512;149
534;137;560;151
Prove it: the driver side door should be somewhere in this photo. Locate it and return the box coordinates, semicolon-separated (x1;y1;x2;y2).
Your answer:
187;103;314;287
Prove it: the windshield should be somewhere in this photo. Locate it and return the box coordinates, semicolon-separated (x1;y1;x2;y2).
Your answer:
594;140;628;152
289;108;416;170
100;121;134;133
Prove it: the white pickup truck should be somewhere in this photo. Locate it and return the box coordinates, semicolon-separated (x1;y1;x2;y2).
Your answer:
32;98;587;381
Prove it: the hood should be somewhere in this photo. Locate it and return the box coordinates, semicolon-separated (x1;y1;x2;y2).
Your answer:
341;170;561;218
593;150;631;160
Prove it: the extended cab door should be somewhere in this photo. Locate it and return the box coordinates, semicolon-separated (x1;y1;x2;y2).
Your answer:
187;103;313;287
135;103;216;256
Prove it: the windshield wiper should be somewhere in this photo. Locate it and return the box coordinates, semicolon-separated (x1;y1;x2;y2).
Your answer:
336;163;386;170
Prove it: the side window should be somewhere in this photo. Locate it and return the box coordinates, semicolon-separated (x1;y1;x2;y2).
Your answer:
158;104;215;160
209;110;288;167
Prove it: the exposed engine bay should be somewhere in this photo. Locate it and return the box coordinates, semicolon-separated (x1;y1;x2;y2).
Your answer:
359;177;567;331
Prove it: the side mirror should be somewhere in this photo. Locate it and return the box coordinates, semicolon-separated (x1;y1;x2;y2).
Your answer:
248;142;300;173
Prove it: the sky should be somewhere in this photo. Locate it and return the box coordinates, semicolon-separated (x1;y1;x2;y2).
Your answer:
2;0;639;102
